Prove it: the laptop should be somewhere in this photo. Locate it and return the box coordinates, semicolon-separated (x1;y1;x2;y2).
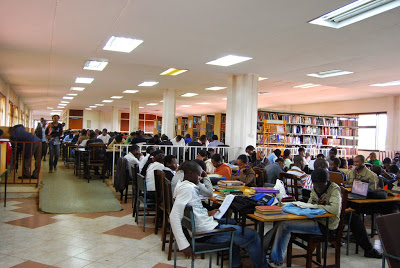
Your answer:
348;180;369;199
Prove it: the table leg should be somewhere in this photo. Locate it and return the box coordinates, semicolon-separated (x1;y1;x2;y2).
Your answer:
323;217;328;267
258;221;265;267
4;170;7;207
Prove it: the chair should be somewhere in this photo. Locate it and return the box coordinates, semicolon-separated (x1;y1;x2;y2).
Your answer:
86;143;106;183
162;177;174;260
131;165;139;215
154;170;166;235
287;187;349;268
280;172;303;200
376;213;400;268
135;173;156;232
329;171;344;186
174;205;236;268
253;167;267;187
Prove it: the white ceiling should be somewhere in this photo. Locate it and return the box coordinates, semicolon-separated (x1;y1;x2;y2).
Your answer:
0;0;400;117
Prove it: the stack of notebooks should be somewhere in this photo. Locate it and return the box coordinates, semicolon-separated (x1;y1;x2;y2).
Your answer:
252;187;279;194
217;181;245;190
254;206;288;220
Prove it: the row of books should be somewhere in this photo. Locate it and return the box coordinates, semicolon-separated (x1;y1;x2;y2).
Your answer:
340;139;358;146
286;125;358;136
338;119;357;127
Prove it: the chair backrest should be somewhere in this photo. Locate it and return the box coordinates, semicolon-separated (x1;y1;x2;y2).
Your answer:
163;177;173;214
88;143;106;164
376;213;400;268
253;167;265;187
183;205;195;233
131;164;138;187
329;171;344;186
154;170;165;207
137;173;147;193
280;172;302;200
334;187;348;243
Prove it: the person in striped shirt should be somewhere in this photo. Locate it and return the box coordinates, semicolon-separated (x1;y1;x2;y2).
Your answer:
287;155;313;190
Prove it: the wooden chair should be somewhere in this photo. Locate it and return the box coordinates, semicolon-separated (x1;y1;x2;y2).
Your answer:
329;171;344;186
279;172;302;200
87;143;106;183
154;170;166;235
287;187;349;268
135;173;156;232
162;177;174;259
131;165;139;215
376;212;400;268
253;167;267;187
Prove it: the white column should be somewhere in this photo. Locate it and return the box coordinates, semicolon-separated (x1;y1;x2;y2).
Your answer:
386;96;400;151
161;89;176;138
112;106;120;132
225;74;259;159
129;101;139;133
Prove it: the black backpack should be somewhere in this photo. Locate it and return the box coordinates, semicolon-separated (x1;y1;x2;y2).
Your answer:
229;196;259;214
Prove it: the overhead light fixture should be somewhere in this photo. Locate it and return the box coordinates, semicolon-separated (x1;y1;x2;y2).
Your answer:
70;87;85;91
67;93;77;96
370;80;400;87
206;55;252;67
47;107;53;109
139;106;144;109
83;60;108;71
50;112;59;115
309;0;400;29
122;90;139;94
146;103;158;106
103;36;143;53
110;96;123;99
89;106;97;108
102;100;113;103
63;96;74;100
58;104;67;106
181;93;198;97
85;108;92;110
197;102;211;105
258;77;268;81
258;92;271;95
160;68;188;76
60;101;70;103
57;106;64;108
294;83;321;89
307;70;353;78
222;97;227;100
52;110;63;112
75;77;94;84
159;100;164;103
95;103;104;106
138;81;159;87
180;105;192;107
205;86;227;91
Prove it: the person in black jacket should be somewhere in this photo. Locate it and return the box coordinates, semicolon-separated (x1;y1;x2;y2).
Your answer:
45;114;63;172
34;118;48;161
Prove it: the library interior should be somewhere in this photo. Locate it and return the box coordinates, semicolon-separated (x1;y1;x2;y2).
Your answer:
1;1;400;268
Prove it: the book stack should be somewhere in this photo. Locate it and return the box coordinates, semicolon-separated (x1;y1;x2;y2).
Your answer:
217;181;245;190
216;189;243;201
254;206;289;220
253;187;279;194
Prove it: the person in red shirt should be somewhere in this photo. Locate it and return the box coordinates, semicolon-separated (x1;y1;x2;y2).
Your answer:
211;153;232;179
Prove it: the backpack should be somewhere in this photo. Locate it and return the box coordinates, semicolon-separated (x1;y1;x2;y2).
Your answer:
229;196;259;214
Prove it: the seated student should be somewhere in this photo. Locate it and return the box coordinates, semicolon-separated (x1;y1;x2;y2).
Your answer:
287;155;312;189
245;145;256;163
125;132;135;144
145;153;165;191
140;148;161;176
205;148;215;174
390;171;400;194
298;147;307;163
366;152;382;166
63;132;74;143
267;149;281;164
252;150;270;169
159;135;173;145
131;131;147;144
107;134;126;148
170;161;267;268
383;157;392;172
82;131;104;177
199;134;209;146
196;149;207;161
329;157;346;181
124;144;143;173
208;134;224;147
309;154;329;171
76;129;89;146
265;158;285;185
339;157;351;177
347;155;378;190
268;169;342;267
187;138;202;147
184;133;192;144
328;147;338;161
211;153;232;179
163;155;178;181
172;135;185;147
231;154;256;187
283;149;292;170
139;146;156;171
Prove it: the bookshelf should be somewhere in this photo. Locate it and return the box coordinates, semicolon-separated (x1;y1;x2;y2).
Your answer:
187;115;201;139
257;110;358;156
262;120;287;148
214;113;226;142
200;115;215;139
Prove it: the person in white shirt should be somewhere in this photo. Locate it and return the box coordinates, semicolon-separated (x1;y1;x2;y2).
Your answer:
163;155;178;181
145;153;165;191
207;135;224;147
139;146;156;171
171;135;186;147
287;155;312;190
309;154;329;171
170;161;267;268
98;128;110;144
205;148;215;174
124;144;143;174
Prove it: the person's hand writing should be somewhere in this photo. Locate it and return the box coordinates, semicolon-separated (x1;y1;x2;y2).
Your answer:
182;246;196;260
208;209;220;217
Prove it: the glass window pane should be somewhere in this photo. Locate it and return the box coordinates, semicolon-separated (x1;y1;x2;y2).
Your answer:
358;128;376;150
377;114;387;151
358;114;377;126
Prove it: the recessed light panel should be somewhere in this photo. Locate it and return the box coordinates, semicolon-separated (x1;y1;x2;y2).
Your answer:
160;68;188;76
205;86;227;91
67;93;77;96
138;81;159;87
197;102;211;105
258;92;271;95
63;96;74;100
147;103;158;106
85;108;92;110
122;90;139;94
95;104;104;106
50;112;59;115
83;60;108;71
181;93;198;97
222;97;227;100
139;106;144;109
70;87;85;91
102;100;113;103
206;55;252;66
47;107;53;109
110;96;123;99
60;101;69;103
258;77;268;81
75;77;94;84
52;110;63;112
57;106;64;108
58;104;67;106
294;83;321;89
307;70;353;78
103;36;143;53
370;80;400;87
89;106;97;108
180;105;192;107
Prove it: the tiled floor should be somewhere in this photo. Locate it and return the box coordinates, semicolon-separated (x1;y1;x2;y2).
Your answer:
0;168;384;267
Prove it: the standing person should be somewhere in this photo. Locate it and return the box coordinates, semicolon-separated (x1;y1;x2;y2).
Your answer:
45;114;63;173
35;118;48;161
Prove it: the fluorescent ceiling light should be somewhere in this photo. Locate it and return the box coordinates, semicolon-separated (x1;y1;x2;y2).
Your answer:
206;55;252;67
138;81;159;87
63;96;74;100
95;104;104;106
370;80;400;87
102;100;113;103
110;96;123;99
222;97;227;100
60;101;69;103
70;87;85;91
205;86;227;91
67;93;77;96
307;70;354;78
103;36;143;53
47;107;53;109
57;106;64;108
258;92;271;95
160;100;164;103
52;110;63;112
197;102;211;105
83;60;108;71
147;103;158;106
75;77;94;84
89;106;97;108
139;106;144;109
309;0;400;29
180;105;192;107
181;93;198;97
122;90;139;94
294;83;321;89
258;77;268;81
50;112;59;115
58;104;67;106
85;108;92;110
160;68;188;76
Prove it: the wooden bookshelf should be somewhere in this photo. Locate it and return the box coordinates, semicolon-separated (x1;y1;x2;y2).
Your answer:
214;113;226;142
176;116;188;136
257;110;359;156
187;115;201;139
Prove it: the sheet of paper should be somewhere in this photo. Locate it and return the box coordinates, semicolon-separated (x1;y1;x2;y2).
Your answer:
213;194;235;220
291;201;318;209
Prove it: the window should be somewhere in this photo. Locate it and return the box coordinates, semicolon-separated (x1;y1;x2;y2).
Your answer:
358;113;387;151
0;94;5;126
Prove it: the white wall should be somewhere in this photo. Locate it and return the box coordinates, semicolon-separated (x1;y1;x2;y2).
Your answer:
99;108;112;132
83;110;100;130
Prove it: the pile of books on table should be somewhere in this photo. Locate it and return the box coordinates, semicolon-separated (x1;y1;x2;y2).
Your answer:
215;181;245;201
254;205;288;220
